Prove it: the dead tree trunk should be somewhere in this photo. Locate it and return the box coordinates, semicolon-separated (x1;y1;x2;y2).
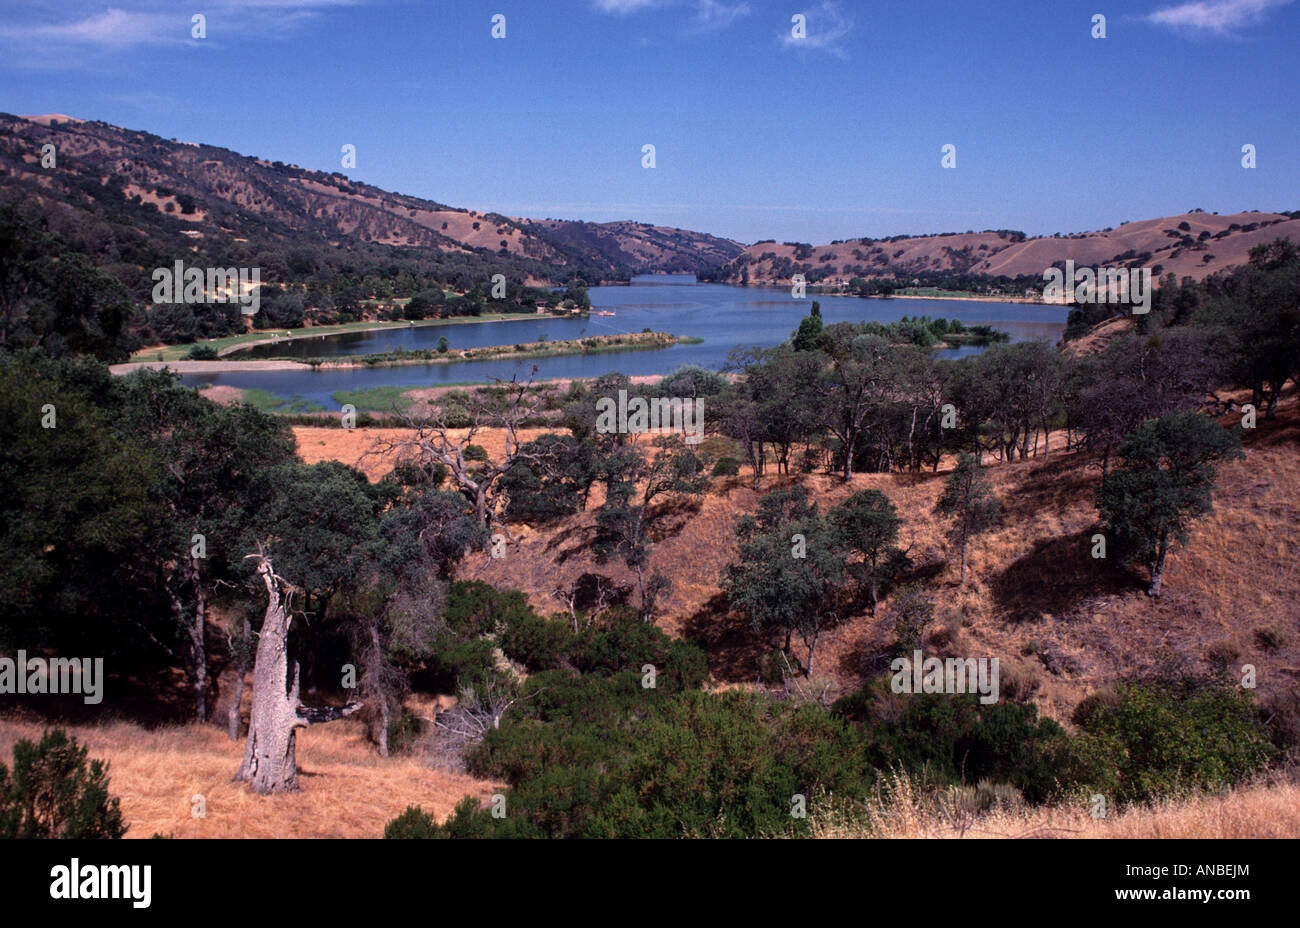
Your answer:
235;555;360;794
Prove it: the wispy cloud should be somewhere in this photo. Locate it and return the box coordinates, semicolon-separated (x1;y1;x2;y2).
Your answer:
0;8;175;49
691;1;751;32
0;1;365;66
592;0;673;12
592;0;750;31
779;2;853;58
1144;0;1293;35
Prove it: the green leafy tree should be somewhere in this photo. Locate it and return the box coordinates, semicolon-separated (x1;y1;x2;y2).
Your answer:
829;489;910;613
724;486;845;676
934;454;999;586
1096;411;1243;596
594;437;710;620
1200;239;1300;420
113;369;297;722
501;433;600;523
791;302;823;352
0;354;171;656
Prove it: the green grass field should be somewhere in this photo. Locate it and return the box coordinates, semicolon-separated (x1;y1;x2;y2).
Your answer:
331;386;414;413
238;388;326;413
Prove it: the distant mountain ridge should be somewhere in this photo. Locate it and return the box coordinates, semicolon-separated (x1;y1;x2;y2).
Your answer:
3;113;1296;293
0;113;743;281
709;211;1300;288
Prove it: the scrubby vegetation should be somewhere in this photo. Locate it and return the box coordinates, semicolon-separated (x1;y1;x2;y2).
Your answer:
2;167;1297;840
0;729;126;839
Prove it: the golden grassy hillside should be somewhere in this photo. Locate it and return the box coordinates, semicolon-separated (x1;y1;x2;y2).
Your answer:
289;390;1299;725
0;707;499;839
447;395;1299;725
3;396;1293;839
725;211;1300;286
809;771;1300;839
0;711;1290;838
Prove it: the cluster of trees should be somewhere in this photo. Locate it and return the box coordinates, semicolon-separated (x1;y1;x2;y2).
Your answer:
0;208;138;362
843;272;1045;297
2;228;1293;825
721;486;902;677
0;352;495;780
716;322;1067;480
722;459;999;677
0;197;600;353
1067;238;1300;420
708;241;1299;487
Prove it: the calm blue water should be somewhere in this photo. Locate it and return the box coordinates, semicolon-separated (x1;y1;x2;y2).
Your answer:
180;276;1066;407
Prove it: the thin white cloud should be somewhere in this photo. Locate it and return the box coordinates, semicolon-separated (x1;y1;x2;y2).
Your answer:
592;0;672;12
692;0;751;32
0;8;175;48
779;2;852;58
1145;0;1293;34
593;0;749;30
0;0;366;59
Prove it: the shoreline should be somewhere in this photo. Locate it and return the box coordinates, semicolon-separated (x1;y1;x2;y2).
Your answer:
877;292;1051;305
130;311;587;363
727;281;1053;305
113;332;694;376
198;372;736;412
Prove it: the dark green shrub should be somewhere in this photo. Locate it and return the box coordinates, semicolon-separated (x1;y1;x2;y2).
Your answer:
420;685;870;839
499;609;573;671
574;610;708;691
383;805;438;838
0;730;127;838
416;637;498;692
833;680;1070;803
1069;683;1274;805
443;580;533;638
712;456;740;476
386;710;423;755
185;343;218;360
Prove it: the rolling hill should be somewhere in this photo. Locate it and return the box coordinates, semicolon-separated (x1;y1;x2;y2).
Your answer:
710;211;1300;289
0;113;742;283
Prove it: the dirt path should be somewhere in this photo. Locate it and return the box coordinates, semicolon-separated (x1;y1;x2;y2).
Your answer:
111;359;306;374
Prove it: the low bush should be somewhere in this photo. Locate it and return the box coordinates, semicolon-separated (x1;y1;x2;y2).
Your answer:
0;730;127;839
1069;682;1274;805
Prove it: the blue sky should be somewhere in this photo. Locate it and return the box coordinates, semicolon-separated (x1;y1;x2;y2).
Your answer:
1;0;1296;244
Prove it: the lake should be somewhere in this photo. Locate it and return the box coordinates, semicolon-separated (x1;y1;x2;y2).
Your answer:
181;276;1067;408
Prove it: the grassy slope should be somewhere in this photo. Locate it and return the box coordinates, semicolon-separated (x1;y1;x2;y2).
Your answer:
0;710;498;839
452;392;1300;727
279;389;1299;726
3;393;1292;839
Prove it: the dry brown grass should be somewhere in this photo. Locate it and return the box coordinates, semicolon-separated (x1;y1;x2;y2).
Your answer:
0;711;499;839
810;772;1300;839
305;391;1300;726
290;425;558;481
